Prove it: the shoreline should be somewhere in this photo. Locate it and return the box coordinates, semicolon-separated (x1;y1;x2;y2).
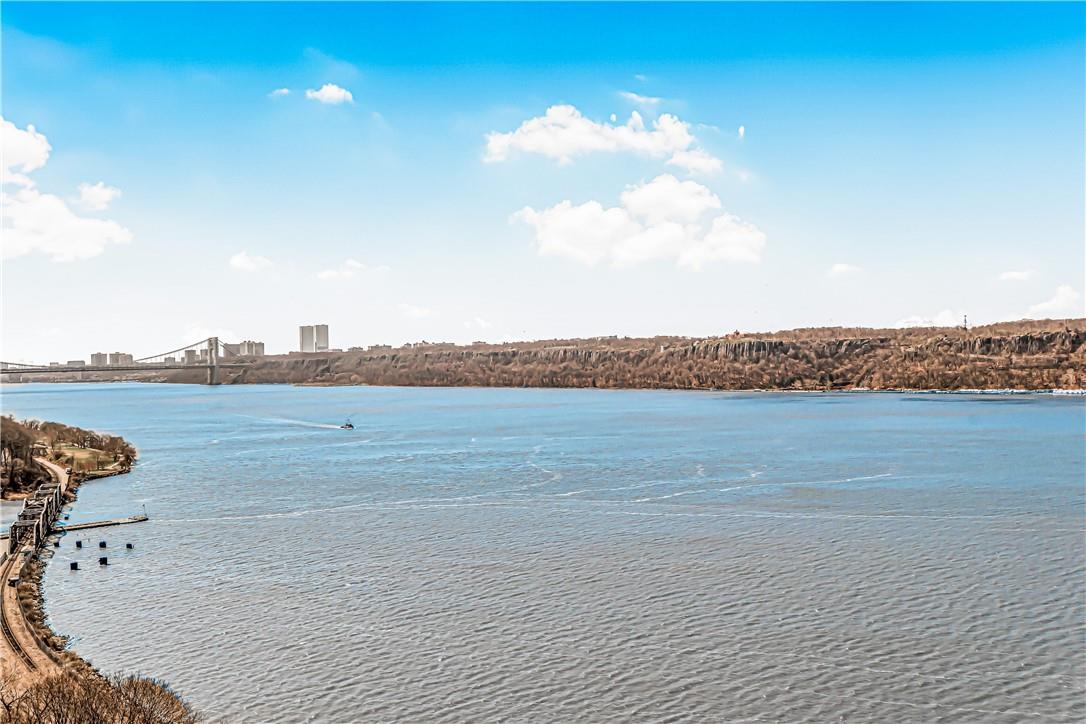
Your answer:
4;319;1083;391
18;457;146;673
3;459;103;683
1;467;127;503
2;378;1085;396
0;418;198;721
2;444;198;720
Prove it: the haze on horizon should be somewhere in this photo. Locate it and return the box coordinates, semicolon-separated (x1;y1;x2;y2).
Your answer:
1;2;1084;363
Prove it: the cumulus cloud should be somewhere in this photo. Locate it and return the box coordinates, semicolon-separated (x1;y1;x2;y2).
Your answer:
512;173;764;270
619;173;720;225
827;263;862;278
268;88;291;98
1;117;132;262
1;117;51;187
484;105;721;174
398;303;433;319
619;91;661;106
317;259;389;280
3;187;133;262
229;251;272;272
76;181;121;211
998;269;1036;281
1026;285;1082;318
895;309;964;328
305;83;353;105
737;125;746;140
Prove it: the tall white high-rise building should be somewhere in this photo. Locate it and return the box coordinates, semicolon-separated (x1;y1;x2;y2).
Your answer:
299;325;315;353
299;325;328;352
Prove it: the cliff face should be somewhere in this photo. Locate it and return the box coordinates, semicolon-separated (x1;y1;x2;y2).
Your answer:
214;321;1086;391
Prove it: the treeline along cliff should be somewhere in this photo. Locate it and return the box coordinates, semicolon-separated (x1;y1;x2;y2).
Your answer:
206;319;1085;390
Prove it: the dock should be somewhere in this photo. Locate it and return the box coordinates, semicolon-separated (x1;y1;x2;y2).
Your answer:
55;515;149;532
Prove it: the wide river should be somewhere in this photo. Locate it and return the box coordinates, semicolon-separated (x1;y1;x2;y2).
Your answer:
3;383;1084;722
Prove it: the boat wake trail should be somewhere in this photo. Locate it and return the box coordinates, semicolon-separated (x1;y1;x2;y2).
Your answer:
237;414;343;430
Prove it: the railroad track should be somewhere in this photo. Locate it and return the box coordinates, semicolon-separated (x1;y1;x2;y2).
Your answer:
0;553;38;672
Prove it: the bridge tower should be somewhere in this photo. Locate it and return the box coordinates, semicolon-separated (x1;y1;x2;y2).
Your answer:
207;337;220;385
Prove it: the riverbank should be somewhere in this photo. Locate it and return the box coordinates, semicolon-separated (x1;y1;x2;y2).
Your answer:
0;437;197;722
1;417;135;502
13;318;1081;391
237;320;1085;390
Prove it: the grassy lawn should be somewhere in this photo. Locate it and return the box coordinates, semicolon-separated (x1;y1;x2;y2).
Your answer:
54;443;121;472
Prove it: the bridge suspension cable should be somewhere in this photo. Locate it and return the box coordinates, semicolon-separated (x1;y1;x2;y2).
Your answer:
2;337;242;370
132;338;219;365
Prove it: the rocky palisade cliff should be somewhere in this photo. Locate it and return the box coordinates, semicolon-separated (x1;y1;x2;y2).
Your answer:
204;319;1085;391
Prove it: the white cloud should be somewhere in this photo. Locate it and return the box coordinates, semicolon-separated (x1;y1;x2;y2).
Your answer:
998;269;1036;281
634;74;648;82
666;149;722;175
620;173;720;225
515;200;641;266
895;309;964;328
398;303;433;319
317;259;389;280
1026;285;1082;318
1;117;132;262
484;105;721;174
737;125;746;140
268;88;290;98
76;181;121;211
1;117;51;187
619;91;662;106
827;263;862;278
229;251;272;272
305;83;353;105
2;187;133;262
512;173;764;270
682;213;766;267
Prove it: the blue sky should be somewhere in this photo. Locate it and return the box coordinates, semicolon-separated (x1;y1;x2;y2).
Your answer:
2;2;1084;361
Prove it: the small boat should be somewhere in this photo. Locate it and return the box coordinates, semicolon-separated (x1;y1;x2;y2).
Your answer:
340;418;354;430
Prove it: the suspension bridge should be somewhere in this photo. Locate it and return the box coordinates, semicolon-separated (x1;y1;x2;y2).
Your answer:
0;337;252;385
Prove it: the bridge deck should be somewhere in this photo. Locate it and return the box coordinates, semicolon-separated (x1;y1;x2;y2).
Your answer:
2;364;248;374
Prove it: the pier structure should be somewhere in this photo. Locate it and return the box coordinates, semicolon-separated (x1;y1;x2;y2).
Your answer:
1;457;150;685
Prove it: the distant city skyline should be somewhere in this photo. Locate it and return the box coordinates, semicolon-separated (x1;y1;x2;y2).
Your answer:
2;2;1084;363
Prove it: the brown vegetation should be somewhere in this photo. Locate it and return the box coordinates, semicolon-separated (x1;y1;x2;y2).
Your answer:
0;422;193;723
0;418;50;497
7;318;1084;390
0;669;200;724
1;417;136;498
219;318;1086;391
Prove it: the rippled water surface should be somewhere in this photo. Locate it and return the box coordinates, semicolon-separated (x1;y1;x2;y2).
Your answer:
4;383;1084;722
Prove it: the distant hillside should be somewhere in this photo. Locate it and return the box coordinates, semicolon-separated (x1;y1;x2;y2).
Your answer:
8;319;1083;391
210;318;1085;391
